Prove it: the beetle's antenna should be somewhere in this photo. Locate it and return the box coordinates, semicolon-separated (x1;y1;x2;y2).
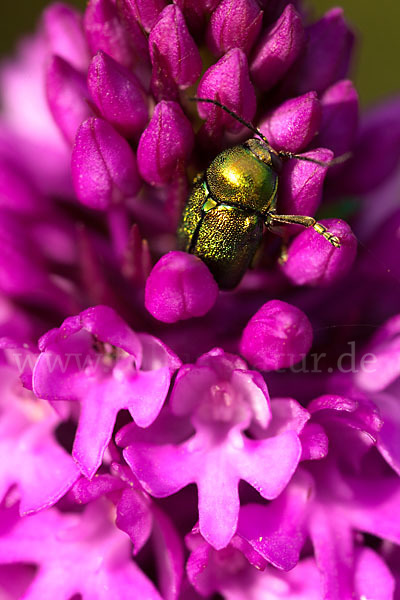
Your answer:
189;97;272;148
190;97;352;169
278;150;352;168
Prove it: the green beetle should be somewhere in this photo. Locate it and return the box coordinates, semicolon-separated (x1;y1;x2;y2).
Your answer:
177;98;345;290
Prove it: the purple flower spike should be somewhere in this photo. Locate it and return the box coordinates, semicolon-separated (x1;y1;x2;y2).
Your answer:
239;300;313;371
197;48;256;138
42;2;90;71
279;148;333;218
282;219;357;286
88;51;148;139
84;0;147;69
118;0;166;33
149;5;202;101
123;348;301;549
286;7;355;96
32;305;181;478
206;0;263;57
250;4;304;92
316;79;359;158
137;101;194;186
259;91;321;153
71;117;141;210
46;56;91;145
145;251;219;323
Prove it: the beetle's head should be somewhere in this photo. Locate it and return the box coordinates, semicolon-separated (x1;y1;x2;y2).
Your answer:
244;138;283;173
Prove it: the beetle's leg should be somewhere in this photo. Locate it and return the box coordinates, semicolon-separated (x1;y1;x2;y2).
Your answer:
266;213;341;248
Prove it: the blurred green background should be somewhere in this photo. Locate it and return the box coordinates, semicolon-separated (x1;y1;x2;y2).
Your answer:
0;0;399;106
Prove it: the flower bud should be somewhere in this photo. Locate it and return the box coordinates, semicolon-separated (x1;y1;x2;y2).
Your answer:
42;2;90;71
206;0;263;56
286;8;355;96
149;5;202;100
145;251;218;323
46;56;91;145
240;300;313;371
72;117;141;210
137;101;194;186
250;4;304;91
117;0;166;32
88;51;148;139
84;0;147;68
281;219;357;286
197;48;256;138
316;80;359;157
279;148;333;217
259;91;321;153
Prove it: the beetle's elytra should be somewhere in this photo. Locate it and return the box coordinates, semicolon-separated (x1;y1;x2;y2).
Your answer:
177;98;343;290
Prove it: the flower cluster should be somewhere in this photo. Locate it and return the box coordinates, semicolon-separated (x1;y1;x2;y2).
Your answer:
0;0;400;598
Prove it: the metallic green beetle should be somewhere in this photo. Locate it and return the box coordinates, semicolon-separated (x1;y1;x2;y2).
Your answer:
177;98;343;290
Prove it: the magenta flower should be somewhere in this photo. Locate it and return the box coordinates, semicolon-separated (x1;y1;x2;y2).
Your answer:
0;499;164;599
70;464;185;599
0;0;400;598
121;347;302;549
32;305;180;478
0;340;79;515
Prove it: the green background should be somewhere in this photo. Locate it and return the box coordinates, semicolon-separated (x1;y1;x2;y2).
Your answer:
0;0;399;106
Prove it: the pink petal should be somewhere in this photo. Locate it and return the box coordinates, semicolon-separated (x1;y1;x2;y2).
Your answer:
72;382;119;478
116;487;153;554
123;442;196;496
18;436;80;515
152;505;184;600
125;368;171;428
197;448;240;549
373;393;400;475
238;431;301;499
308;504;354;600
354;548;395;600
237;470;312;570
